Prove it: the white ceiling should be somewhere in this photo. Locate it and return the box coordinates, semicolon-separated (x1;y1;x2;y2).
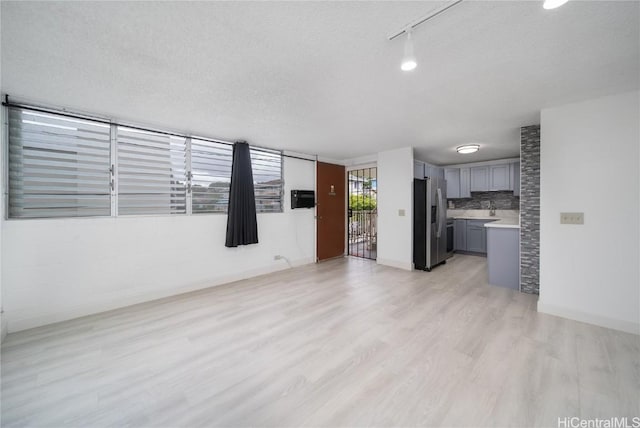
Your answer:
1;1;638;165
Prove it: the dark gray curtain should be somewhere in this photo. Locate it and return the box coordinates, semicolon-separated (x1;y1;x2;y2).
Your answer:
225;141;258;247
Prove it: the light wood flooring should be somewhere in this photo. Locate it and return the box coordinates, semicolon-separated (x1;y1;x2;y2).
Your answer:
1;255;639;427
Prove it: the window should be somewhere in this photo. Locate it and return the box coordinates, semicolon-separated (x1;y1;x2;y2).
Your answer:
251;148;283;213
191;138;233;214
7;108;111;218
6;106;284;218
117;127;187;215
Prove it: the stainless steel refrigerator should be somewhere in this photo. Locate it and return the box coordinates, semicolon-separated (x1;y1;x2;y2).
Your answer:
413;177;447;271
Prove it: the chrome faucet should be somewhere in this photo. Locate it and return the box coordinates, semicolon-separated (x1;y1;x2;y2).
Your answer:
489;200;496;216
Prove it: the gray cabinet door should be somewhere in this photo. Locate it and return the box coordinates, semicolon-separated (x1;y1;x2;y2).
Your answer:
434;167;444;180
414;160;425;179
445;168;460;198
454;219;466;251
512;162;520;197
489;164;510;191
466;223;485;252
470;167;489;191
459;168;471;198
487;228;520;290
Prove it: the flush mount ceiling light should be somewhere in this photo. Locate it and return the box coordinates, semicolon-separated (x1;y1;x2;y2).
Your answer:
389;0;463;72
543;0;569;9
457;144;480;154
401;30;417;71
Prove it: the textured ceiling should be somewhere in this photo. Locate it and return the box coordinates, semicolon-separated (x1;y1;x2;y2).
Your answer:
1;1;639;164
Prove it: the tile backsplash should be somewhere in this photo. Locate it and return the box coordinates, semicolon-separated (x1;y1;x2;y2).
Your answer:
448;191;520;210
520;125;540;295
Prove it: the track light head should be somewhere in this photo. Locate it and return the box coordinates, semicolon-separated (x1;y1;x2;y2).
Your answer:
401;29;417;71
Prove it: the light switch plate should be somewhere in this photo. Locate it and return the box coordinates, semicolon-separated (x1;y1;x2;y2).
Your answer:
560;212;584;225
398;209;406;217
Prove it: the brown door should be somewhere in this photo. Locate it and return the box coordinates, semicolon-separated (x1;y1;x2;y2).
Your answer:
317;162;346;261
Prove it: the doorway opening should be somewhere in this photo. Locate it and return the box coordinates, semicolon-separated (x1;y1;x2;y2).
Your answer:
348;167;377;260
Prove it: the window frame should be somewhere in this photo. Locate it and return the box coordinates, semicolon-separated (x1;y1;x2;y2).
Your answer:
5;106;113;219
3;104;285;220
250;146;284;214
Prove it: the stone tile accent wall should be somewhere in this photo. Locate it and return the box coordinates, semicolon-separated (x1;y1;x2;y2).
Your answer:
520;125;540;295
448;191;519;210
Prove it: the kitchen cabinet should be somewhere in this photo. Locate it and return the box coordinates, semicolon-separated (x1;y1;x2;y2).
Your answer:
487;227;520;290
445;168;460;198
489;164;511;191
425;164;434;179
466;220;487;253
470;167;489;191
424;164;444;180
459;167;471;198
415;160;445;180
454;219;495;253
511;162;520;197
443;159;520;195
454;219;466;251
433;166;445;180
414;160;425;179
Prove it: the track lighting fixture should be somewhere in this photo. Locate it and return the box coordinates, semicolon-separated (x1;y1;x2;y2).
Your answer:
401;30;417;72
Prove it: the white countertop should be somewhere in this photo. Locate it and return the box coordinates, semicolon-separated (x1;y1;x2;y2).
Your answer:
484;218;520;229
451;216;498;221
448;209;520;229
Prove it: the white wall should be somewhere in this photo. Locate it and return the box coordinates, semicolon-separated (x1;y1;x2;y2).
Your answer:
1;157;316;332
0;4;5;342
538;90;640;334
376;147;414;271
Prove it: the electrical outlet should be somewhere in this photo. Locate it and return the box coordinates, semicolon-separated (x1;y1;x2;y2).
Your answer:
560;212;584;225
274;255;283;260
398;209;405;217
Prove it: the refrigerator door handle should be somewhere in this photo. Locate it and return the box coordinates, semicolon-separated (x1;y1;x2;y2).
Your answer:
436;187;443;239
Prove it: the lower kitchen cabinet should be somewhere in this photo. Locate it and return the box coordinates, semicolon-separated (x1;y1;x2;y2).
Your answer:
466;220;487;252
454;219;466;250
454;219;495;254
487;227;520;290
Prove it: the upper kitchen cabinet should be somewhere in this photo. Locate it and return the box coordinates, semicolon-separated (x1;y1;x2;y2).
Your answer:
460;168;471;198
489;164;511;191
511;162;520;196
445;168;460;198
415;160;444;180
414;160;425;179
444;158;519;196
425;164;444;180
470;167;489;191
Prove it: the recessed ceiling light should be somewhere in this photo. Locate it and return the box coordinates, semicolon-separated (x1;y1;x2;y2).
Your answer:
457;144;480;154
543;0;569;9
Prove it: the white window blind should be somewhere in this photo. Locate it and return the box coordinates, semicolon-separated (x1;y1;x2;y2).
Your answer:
7;107;112;218
117;127;187;215
6;104;285;219
191;138;233;214
251;148;283;213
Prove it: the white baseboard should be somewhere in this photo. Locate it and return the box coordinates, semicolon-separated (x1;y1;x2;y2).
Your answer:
377;258;413;271
6;257;315;334
537;301;640;335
